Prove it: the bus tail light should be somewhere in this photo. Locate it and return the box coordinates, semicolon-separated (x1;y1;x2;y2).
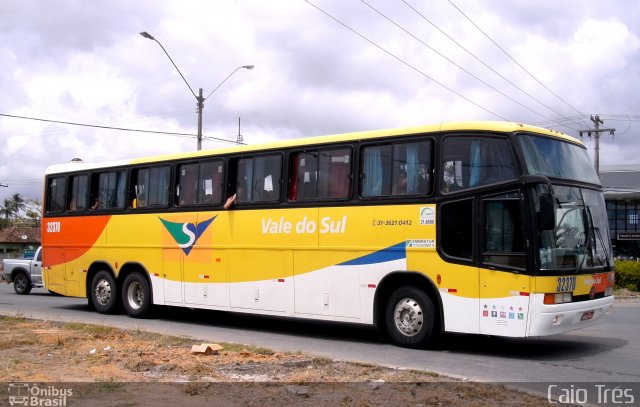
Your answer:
544;292;572;305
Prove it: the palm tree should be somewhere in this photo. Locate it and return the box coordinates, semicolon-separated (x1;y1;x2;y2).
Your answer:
0;198;14;220
10;193;26;216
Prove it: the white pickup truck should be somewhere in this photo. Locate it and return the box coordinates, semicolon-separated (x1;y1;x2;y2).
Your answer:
2;247;43;294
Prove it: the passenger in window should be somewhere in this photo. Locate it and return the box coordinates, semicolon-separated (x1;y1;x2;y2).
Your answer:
392;170;407;195
224;193;237;209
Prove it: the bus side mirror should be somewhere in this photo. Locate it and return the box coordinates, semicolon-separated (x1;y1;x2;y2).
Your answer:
539;193;555;231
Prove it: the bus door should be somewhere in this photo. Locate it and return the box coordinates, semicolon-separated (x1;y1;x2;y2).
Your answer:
478;191;531;336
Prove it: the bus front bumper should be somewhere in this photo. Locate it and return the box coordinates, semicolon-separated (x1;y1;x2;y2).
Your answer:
527;294;614;337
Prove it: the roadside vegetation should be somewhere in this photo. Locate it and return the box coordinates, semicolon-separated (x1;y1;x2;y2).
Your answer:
0;193;41;229
615;260;640;292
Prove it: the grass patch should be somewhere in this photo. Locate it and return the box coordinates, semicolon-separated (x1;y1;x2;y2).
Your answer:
61;322;119;338
0;337;39;350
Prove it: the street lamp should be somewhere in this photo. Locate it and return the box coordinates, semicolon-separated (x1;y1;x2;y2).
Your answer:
140;31;253;150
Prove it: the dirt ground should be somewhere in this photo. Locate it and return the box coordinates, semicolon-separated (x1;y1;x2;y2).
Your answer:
0;316;553;406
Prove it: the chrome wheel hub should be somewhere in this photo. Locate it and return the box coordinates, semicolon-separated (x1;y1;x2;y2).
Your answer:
95;279;112;306
393;297;424;337
127;281;144;310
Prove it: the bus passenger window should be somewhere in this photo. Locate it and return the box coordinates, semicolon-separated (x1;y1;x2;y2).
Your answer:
89;170;126;210
318;148;351;199
68;174;88;211
133;166;170;208
46;176;67;213
177;164;198;206
235;155;281;204
289;153;318;201
198;160;223;205
361;145;391;197
360;141;430;198
442;137;517;193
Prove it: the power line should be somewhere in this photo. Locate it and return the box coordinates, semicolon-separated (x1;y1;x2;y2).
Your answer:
361;0;547;121
400;0;583;131
447;0;589;127
304;0;508;120
0;113;241;145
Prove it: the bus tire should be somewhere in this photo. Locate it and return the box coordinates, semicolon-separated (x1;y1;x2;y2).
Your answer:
122;272;152;318
13;272;32;295
385;286;435;349
90;270;118;314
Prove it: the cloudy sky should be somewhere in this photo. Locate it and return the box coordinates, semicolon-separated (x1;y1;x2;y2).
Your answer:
1;0;639;202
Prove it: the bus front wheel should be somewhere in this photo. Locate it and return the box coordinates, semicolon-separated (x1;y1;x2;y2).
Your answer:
122;272;151;318
385;286;436;349
90;271;118;314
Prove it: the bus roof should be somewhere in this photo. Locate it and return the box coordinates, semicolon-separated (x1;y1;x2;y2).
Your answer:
45;121;579;175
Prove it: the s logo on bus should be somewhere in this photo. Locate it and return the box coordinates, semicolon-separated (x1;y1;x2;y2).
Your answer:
159;216;217;255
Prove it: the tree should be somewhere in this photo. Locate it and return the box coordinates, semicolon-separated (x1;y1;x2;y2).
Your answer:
0;198;14;220
0;194;41;228
24;199;42;228
10;193;27;216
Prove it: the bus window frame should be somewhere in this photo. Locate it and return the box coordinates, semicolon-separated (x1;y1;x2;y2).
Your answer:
130;164;172;210
288;145;354;203
45;175;68;214
358;137;433;200
227;152;284;206
439;133;519;195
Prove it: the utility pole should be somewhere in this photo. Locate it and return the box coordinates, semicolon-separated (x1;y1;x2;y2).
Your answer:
579;114;615;175
236;117;244;145
197;88;204;151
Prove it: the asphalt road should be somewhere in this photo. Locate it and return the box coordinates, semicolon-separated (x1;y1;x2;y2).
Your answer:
1;283;638;387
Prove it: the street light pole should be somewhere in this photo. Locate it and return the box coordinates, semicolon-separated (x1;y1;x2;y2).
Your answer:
140;31;253;150
197;88;204;151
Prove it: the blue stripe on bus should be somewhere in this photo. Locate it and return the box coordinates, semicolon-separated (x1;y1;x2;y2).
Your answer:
339;242;406;266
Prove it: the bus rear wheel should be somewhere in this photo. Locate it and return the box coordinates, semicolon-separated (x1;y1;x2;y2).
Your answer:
385;286;436;349
122;272;152;318
90;270;118;314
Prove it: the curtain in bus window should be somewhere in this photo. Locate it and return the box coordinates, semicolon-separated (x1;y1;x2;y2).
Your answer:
246;155;281;203
362;146;383;197
321;149;350;198
178;164;198;206
48;177;66;212
485;138;517;184
70;175;88;211
299;153;318;200
406;145;419;194
148;167;170;206
237;158;253;203
469;140;482;187
99;171;126;209
135;169;150;208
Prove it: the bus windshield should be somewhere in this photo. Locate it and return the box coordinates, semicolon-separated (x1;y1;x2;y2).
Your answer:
538;185;612;273
519;134;600;184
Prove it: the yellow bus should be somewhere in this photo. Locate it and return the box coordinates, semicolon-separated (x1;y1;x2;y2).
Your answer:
42;121;614;348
